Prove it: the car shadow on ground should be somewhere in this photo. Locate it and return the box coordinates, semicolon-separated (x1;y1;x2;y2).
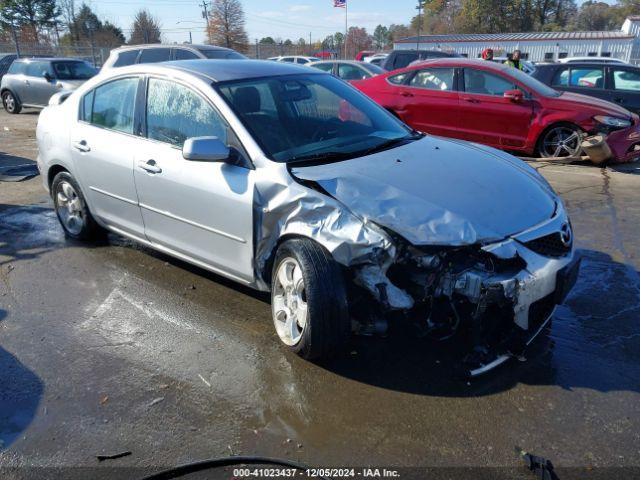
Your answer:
0;309;44;450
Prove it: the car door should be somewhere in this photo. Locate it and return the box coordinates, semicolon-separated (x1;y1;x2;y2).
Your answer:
609;66;640;114
458;68;533;149
397;67;460;137
133;76;254;282
71;76;146;238
24;61;57;106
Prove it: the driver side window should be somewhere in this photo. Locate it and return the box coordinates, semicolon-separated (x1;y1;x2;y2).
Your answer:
464;69;516;96
146;78;228;148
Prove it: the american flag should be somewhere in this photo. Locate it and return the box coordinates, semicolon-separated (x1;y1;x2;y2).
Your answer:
334;0;346;7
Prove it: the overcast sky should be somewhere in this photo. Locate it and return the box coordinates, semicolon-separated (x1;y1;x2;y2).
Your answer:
85;0;416;44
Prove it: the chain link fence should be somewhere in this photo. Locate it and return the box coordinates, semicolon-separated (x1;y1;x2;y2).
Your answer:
0;42;111;66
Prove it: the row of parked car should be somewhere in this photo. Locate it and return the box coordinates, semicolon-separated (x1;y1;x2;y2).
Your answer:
3;44;640;162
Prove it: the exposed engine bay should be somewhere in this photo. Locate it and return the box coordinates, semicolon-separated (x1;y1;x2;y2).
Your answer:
349;230;580;377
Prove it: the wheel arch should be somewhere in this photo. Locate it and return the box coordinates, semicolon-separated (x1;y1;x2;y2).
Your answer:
260;233;338;289
1;87;20;103
47;164;70;191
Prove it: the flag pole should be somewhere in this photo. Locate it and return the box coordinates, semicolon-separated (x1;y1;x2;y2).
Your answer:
344;0;348;59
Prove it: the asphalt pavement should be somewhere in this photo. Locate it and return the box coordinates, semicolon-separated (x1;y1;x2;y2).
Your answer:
1;109;639;479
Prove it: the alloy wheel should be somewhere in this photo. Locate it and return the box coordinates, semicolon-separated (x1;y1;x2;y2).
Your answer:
272;257;308;346
55;181;86;236
540;126;582;158
3;93;15;113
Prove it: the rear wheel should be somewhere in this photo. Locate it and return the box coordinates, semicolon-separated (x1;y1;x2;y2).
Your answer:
2;91;21;114
52;172;104;241
271;238;350;360
538;124;583;158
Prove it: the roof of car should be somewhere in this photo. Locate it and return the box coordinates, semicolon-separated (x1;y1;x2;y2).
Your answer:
112;43;233;52
13;57;85;63
535;62;639;69
402;58;511;71
310;60;368;65
158;59;323;82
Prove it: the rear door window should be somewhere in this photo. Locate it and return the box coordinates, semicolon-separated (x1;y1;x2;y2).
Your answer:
90;77;139;134
612;69;640;91
568;68;604;88
7;61;26;75
551;68;569;86
139;48;172;64
409;68;455;91
393;53;418;69
338;63;368;80
113;50;140;67
25;61;50;78
312;63;334;73
174;48;200;60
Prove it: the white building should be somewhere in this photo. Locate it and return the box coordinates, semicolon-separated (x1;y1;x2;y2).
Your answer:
394;16;640;64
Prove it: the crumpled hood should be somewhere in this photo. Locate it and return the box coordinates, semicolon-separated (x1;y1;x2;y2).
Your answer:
558;91;633;118
291;136;557;246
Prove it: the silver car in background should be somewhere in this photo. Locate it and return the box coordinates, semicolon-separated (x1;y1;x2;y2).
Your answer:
1;57;96;114
36;60;579;375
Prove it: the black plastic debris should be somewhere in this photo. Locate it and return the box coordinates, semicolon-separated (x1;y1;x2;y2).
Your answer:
0;163;40;182
516;446;560;480
96;450;132;461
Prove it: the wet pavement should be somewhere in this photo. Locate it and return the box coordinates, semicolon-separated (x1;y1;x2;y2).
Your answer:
1;110;639;479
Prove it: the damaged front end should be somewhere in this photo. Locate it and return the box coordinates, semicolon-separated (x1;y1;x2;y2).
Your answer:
350;212;580;377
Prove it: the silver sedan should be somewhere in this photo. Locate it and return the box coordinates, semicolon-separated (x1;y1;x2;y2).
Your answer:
36;59;579;375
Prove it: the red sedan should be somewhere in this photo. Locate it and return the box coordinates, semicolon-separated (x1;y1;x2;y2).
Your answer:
353;58;640;163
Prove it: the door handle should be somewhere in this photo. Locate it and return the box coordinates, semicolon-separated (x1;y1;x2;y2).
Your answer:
73;140;91;152
138;159;162;174
461;97;480;103
400;91;414;97
24;80;30;85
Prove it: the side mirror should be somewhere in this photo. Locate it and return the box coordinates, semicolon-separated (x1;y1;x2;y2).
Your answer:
182;136;230;162
43;71;52;82
504;89;524;102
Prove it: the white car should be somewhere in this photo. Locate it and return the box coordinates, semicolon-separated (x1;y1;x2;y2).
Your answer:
268;55;321;65
35;59;579;375
558;56;628;65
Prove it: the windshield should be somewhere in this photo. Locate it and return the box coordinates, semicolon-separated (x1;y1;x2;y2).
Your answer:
217;73;417;163
508;67;561;97
52;61;96;80
199;49;246;59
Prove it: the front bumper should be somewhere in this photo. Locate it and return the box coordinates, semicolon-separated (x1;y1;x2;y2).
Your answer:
466;253;581;377
604;123;640;163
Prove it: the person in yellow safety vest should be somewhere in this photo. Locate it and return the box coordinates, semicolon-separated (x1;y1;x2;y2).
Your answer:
505;50;524;70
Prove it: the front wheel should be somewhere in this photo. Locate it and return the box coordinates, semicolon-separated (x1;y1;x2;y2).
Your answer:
52;171;104;241
537;124;583;158
271;238;350;360
2;91;21;114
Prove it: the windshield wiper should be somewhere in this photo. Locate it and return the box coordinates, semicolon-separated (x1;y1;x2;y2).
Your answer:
361;134;419;157
288;151;353;164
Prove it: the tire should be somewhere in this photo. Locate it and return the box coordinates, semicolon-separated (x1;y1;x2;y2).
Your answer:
271;238;350;360
51;171;104;241
537;123;583;159
2;91;21;114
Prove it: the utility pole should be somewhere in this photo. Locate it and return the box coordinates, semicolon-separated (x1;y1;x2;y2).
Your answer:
416;0;423;52
10;23;21;58
200;0;210;44
309;32;312;56
189;31;193;43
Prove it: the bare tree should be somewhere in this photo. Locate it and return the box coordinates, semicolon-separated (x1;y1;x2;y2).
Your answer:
129;9;161;44
207;0;248;53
